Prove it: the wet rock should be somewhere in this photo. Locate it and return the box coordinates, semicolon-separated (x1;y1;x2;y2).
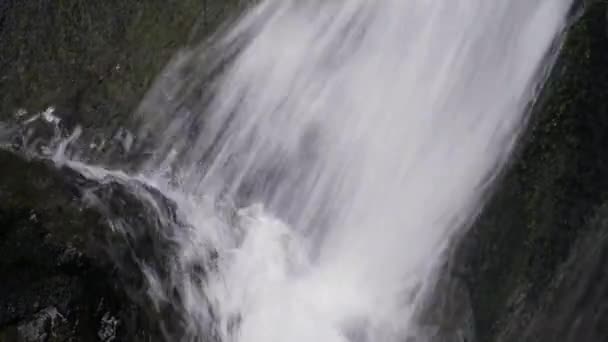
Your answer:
0;0;250;168
495;204;608;341
456;3;608;341
0;148;223;340
0;2;249;337
0;151;128;340
0;307;67;342
0;0;245;126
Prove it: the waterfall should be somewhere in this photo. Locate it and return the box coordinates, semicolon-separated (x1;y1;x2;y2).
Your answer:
47;0;574;341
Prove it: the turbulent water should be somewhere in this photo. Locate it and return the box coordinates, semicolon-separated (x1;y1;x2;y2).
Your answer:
16;0;575;341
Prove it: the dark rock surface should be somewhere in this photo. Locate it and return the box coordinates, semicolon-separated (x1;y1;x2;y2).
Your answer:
456;2;608;341
0;151;149;341
0;149;209;341
0;0;247;144
0;1;247;340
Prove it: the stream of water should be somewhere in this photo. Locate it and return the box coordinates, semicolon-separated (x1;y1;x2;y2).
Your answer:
29;0;576;341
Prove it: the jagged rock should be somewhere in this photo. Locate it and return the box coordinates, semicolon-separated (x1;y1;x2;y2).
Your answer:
0;1;249;340
0;148;225;340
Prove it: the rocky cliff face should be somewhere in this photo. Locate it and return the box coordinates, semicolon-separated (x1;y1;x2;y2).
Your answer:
457;2;608;341
0;1;246;340
0;151;148;341
0;0;248;148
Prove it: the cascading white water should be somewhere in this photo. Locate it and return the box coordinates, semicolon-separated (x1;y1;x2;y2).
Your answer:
121;1;573;341
49;0;574;341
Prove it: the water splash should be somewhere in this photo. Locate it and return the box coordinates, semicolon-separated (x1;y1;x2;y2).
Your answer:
18;0;574;341
127;1;573;341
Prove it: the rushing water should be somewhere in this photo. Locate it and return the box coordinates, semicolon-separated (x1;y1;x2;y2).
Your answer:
22;0;575;341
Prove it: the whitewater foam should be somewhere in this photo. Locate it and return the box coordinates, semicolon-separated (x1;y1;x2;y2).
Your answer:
34;0;575;341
